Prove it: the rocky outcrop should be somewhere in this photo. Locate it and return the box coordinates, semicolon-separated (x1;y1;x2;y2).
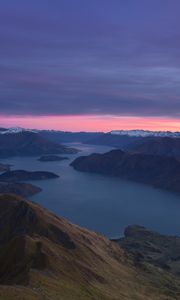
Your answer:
113;225;180;276
0;170;59;182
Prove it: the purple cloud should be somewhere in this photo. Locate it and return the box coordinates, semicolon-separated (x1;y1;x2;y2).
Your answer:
0;0;180;118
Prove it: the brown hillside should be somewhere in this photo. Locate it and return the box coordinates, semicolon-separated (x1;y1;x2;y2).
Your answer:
0;194;180;300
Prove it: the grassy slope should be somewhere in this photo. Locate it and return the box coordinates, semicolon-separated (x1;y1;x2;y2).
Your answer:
0;195;180;300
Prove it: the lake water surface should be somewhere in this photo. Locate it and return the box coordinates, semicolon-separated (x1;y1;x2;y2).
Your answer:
3;143;180;238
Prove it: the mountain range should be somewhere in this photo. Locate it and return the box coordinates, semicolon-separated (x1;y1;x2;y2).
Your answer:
2;127;180;138
2;128;180;159
110;129;180;137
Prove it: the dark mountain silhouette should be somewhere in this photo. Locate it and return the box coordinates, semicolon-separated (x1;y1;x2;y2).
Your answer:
85;133;143;149
0;131;78;158
39;130;103;143
130;137;180;158
71;149;180;193
84;133;180;159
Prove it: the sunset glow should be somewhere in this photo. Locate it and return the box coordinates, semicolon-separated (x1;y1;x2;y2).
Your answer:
1;115;180;132
1;2;180;132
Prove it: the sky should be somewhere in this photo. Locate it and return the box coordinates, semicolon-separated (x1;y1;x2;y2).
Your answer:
1;0;180;131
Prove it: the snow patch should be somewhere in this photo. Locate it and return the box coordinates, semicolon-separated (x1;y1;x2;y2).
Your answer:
110;130;180;138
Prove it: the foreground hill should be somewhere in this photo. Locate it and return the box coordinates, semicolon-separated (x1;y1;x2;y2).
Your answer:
1;194;180;300
71;149;180;193
0;131;77;157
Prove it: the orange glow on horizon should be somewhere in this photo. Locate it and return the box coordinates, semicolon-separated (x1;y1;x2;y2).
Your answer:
0;115;180;132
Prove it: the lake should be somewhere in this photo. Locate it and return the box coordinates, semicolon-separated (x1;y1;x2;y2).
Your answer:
2;143;180;238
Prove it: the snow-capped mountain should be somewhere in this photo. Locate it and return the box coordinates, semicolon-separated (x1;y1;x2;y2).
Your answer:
110;130;180;138
1;127;180;138
0;127;38;134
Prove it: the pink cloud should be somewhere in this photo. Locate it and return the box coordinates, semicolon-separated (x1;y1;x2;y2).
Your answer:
0;114;180;132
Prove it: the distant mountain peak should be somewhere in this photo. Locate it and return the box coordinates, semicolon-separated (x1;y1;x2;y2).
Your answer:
0;127;38;134
110;129;180;137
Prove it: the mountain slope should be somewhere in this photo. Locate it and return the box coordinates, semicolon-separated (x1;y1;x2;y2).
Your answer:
85;132;180;155
130;137;180;158
85;133;143;149
39;130;103;143
71;149;180;193
1;194;180;299
0;131;77;157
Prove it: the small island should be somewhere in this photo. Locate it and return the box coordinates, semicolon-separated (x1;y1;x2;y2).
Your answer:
0;181;42;197
38;155;69;162
0;170;59;182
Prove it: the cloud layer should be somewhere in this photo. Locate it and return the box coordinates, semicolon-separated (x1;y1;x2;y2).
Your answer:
1;0;180;119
